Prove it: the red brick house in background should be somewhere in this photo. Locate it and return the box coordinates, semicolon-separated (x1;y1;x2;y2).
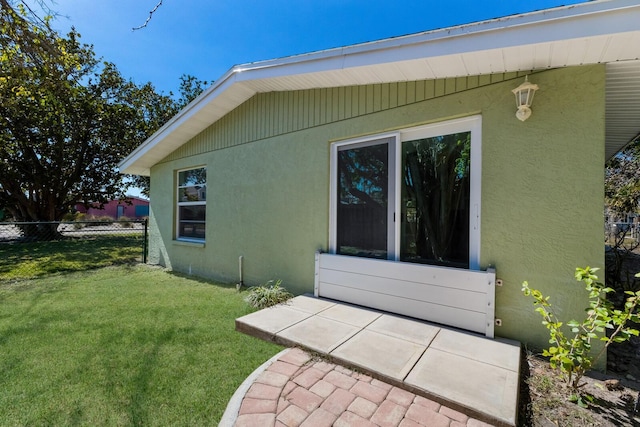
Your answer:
75;197;149;219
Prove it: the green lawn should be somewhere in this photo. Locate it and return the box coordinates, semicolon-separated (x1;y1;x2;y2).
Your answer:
0;235;145;280
0;265;282;426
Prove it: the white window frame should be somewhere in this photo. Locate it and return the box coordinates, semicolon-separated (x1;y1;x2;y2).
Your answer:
176;166;207;243
329;115;482;270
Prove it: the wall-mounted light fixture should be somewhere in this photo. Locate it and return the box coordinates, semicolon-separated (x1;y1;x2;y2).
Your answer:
511;76;539;122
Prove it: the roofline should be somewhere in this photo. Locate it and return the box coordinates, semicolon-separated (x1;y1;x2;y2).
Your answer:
119;0;640;175
230;0;621;72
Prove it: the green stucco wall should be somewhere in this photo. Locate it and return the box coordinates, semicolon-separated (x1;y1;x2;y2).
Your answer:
148;65;605;351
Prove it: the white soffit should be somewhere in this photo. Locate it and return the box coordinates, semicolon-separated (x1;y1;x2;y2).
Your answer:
606;60;640;160
119;0;640;176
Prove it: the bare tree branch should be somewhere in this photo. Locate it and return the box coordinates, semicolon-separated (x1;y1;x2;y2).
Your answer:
132;0;163;31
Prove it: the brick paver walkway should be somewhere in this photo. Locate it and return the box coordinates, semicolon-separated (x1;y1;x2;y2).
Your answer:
233;348;495;427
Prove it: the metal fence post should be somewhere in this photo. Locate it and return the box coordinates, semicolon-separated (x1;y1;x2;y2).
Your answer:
143;218;148;264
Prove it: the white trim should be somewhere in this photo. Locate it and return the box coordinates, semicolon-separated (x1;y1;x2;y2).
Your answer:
393;138;402;261
329;115;482;269
175;166;207;242
469;118;482;270
330;131;401;149
328;145;337;254
485;267;497;338
315;253;496;337
174;238;206;247
314;251;320;297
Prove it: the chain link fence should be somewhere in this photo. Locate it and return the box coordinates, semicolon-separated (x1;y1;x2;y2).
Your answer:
606;221;640;244
0;220;148;281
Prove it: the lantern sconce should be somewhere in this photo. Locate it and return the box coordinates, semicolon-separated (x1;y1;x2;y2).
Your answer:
511;75;539;122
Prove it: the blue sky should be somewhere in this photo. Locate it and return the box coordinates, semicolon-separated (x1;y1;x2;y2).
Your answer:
46;0;586;96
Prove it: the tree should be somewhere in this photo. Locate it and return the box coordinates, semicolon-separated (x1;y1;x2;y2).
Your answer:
127;74;209;197
605;138;640;216
132;0;165;31
0;2;176;228
402;133;470;266
604;138;640;290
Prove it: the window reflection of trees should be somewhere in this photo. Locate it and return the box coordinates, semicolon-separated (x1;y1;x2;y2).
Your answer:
179;185;206;202
178;168;206;187
338;144;388;207
402;132;470;268
337;142;389;258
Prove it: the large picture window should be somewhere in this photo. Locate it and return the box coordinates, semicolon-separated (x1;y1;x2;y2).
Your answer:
176;167;206;241
330;116;481;269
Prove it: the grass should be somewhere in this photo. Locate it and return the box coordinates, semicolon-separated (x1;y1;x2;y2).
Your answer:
0;235;144;280
0;265;282;426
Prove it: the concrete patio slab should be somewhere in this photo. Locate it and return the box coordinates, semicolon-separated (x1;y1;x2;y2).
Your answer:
405;347;519;425
277;315;361;353
235;305;311;336
286;295;336;314
235;295;521;426
430;328;521;371
331;329;427;380
317;303;382;328
366;314;440;347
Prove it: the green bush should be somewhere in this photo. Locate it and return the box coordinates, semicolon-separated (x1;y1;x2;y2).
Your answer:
244;279;293;309
86;215;113;226
522;267;640;401
118;216;133;228
72;213;87;229
61;212;77;222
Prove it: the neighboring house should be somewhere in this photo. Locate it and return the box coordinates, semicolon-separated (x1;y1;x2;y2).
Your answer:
119;0;640;352
75;197;150;220
605;207;640;242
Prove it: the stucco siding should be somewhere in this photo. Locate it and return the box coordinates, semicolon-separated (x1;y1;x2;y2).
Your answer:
148;65;605;350
481;65;605;348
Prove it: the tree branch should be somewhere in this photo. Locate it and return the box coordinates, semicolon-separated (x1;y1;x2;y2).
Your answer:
132;0;163;31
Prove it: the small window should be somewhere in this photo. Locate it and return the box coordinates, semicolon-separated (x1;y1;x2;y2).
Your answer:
176;167;206;241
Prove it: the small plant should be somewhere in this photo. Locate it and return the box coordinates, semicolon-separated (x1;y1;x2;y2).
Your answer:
95;215;114;224
71;213;86;229
62;212;77;222
118;216;133;228
244;279;293;309
522;267;640;399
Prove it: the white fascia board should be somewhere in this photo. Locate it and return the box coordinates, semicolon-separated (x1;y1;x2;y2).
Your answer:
231;0;638;73
237;2;640;82
118;71;248;175
119;0;640;176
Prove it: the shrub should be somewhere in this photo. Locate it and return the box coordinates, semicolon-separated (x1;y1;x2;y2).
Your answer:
62;212;77;222
86;215;113;226
118;216;133;228
522;267;640;400
72;212;87;229
244;279;293;309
